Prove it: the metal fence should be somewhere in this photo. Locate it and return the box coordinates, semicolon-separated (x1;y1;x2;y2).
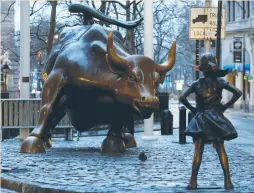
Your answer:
1;99;72;129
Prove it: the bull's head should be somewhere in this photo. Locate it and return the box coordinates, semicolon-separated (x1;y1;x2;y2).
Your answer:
106;32;176;119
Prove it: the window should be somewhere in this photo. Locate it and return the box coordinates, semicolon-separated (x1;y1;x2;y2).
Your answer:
246;1;250;18
242;1;245;19
227;1;231;22
251;1;254;15
232;1;235;21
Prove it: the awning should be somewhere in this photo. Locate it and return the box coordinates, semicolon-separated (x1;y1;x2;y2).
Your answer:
222;51;250;73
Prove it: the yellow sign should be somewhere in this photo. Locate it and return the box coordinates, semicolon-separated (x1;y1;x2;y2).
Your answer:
189;8;226;40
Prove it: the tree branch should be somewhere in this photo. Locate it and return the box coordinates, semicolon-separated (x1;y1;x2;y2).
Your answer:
55;23;82;34
30;1;49;16
1;1;16;23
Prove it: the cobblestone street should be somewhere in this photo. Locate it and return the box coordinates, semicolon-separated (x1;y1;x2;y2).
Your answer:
1;126;254;193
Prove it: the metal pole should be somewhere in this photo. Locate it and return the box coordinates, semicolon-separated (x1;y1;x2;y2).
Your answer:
196;40;200;80
204;0;211;52
4;73;7;91
16;1;30;140
242;35;246;112
216;0;222;67
142;0;157;140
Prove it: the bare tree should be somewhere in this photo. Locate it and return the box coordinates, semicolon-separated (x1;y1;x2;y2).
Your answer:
152;0;198;94
46;1;57;54
1;0;16;23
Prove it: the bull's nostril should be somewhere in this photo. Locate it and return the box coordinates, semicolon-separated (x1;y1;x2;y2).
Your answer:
141;96;146;102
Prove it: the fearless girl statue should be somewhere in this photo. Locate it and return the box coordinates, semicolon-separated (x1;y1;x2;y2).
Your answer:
179;53;242;190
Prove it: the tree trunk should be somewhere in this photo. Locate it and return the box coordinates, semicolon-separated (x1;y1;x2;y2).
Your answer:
99;1;107;26
112;2;119;31
46;1;57;55
125;1;135;54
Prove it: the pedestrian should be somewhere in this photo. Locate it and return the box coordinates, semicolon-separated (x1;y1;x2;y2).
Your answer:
179;53;242;190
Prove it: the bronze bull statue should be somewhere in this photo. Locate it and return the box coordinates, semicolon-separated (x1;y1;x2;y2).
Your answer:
20;4;176;154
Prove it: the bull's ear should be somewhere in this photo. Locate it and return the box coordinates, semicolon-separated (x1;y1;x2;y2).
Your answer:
105;54;125;75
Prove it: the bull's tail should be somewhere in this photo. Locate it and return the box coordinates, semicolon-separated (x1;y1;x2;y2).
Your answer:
41;46;60;83
68;4;143;29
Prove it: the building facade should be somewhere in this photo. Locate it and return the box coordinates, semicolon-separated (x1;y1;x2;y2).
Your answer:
222;1;254;110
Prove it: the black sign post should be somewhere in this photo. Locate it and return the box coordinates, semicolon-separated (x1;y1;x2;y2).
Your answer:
196;40;200;80
216;0;222;67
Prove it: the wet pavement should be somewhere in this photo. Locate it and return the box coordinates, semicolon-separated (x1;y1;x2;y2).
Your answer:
1;107;254;193
1;129;254;193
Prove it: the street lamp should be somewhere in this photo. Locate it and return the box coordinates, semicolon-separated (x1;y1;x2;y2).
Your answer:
1;63;11;91
54;33;59;40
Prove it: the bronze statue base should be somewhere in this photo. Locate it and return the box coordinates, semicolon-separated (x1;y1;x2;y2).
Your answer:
19;136;46;153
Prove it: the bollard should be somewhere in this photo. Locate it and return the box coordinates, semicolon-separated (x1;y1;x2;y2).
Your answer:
77;131;80;141
179;106;186;144
188;111;194;124
161;109;173;135
65;128;73;141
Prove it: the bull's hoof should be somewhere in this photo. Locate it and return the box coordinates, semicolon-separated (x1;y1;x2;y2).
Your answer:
19;136;46;153
44;138;52;148
123;133;137;148
101;136;126;153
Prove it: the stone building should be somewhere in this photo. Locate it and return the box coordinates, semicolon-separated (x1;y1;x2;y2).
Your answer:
221;1;254;110
1;0;19;97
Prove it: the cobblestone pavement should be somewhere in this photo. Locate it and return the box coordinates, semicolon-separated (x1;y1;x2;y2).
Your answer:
1;129;254;193
226;110;254;157
1;188;19;193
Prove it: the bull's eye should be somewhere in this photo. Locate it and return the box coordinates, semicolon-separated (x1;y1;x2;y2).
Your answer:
129;75;138;83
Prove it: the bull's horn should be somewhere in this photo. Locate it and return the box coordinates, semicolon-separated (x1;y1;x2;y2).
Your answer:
156;41;176;74
69;4;143;29
106;32;129;72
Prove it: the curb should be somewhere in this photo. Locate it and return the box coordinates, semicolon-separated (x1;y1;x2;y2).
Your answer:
1;175;82;193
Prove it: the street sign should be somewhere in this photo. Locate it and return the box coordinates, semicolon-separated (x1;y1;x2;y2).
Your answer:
233;37;243;63
176;82;183;91
189;8;226;40
175;80;184;90
175;80;184;83
190;28;225;40
244;76;253;81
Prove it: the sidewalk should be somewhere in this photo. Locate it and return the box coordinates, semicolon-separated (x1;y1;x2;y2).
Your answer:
224;109;254;157
1;129;254;193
